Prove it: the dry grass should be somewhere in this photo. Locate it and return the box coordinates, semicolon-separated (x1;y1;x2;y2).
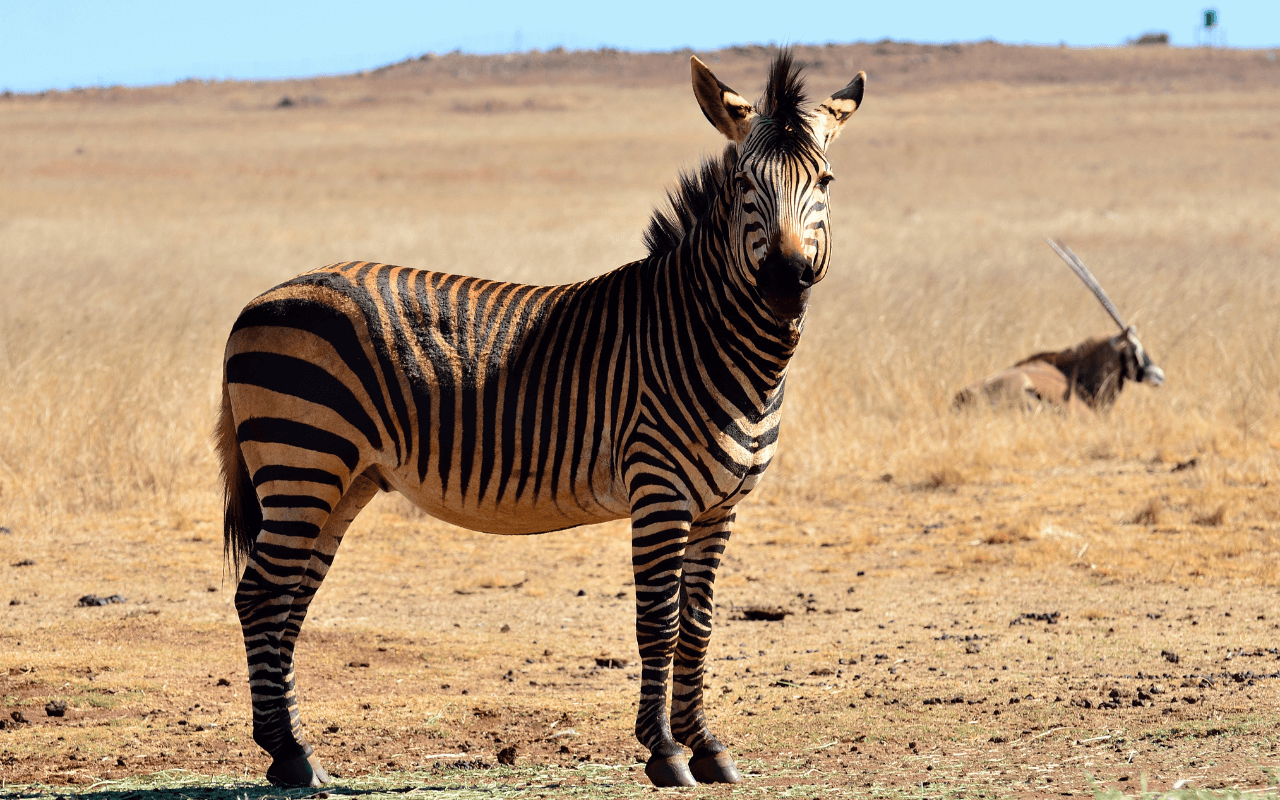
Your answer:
0;46;1278;578
1129;498;1164;526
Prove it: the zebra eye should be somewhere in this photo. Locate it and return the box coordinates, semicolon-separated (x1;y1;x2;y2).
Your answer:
734;173;754;192
817;173;835;190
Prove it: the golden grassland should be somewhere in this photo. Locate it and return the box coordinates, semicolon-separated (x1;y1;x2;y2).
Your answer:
1;43;1280;795
1;45;1276;580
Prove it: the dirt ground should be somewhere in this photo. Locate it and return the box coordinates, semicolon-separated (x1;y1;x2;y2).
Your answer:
3;458;1279;796
2;41;1280;797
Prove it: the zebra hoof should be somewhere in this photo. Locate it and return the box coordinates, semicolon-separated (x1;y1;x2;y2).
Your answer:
689;748;742;784
644;754;696;787
266;753;330;787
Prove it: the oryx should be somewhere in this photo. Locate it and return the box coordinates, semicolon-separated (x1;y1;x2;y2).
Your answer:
955;239;1165;414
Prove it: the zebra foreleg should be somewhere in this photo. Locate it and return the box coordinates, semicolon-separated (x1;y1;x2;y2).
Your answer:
671;509;741;783
630;497;695;787
235;475;379;788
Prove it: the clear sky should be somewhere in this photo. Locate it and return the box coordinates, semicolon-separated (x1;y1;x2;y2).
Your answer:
2;0;1276;93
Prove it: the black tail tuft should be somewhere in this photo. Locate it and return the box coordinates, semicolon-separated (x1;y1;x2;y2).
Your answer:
215;382;260;574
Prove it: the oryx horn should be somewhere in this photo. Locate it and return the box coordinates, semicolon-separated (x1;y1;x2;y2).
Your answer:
1046;238;1129;332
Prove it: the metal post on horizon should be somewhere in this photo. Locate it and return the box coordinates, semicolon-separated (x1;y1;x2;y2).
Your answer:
1195;9;1226;47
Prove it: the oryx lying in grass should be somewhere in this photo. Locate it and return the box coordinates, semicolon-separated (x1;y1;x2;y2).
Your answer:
955;240;1164;414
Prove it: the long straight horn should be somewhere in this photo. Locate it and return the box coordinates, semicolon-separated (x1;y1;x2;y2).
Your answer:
1046;238;1129;332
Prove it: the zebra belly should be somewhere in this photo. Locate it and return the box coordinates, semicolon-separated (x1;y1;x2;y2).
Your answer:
385;467;630;535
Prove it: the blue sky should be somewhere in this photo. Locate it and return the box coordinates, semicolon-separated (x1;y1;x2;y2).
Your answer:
2;1;1276;93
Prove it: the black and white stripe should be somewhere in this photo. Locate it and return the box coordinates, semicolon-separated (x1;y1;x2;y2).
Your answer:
217;50;865;788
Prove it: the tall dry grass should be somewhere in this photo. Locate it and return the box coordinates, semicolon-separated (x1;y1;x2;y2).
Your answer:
1;70;1277;560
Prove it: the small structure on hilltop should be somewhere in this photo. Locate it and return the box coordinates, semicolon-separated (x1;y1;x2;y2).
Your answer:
1129;32;1170;46
954;240;1164;415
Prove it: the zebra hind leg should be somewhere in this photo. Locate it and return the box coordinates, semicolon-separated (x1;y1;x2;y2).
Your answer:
671;510;741;784
234;474;380;788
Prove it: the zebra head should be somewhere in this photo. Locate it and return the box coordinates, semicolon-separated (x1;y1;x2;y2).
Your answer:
692;52;865;320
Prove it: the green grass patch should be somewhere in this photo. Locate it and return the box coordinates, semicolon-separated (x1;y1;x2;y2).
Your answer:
2;765;1276;800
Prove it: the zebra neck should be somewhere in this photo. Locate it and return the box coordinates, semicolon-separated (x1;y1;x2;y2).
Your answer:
663;214;800;401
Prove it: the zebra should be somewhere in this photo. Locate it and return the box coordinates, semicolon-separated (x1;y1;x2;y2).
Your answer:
217;51;865;788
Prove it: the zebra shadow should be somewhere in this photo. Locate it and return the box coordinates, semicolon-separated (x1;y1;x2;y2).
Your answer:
5;770;600;800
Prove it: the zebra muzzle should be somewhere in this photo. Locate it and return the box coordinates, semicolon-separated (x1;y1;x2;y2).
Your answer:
756;245;814;319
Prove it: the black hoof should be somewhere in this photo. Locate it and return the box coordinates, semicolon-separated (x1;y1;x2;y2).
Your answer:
689;748;742;784
644;754;696;787
266;753;329;788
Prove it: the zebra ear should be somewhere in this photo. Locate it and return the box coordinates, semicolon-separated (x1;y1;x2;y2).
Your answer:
691;56;756;144
812;71;866;147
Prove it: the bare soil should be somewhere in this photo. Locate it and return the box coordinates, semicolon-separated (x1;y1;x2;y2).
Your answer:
3;459;1278;795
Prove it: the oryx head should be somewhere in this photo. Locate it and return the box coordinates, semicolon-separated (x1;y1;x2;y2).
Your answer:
1047;239;1165;388
691;52;865;321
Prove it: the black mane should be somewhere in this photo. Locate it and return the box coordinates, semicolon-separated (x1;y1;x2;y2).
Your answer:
757;49;810;145
642;50;810;259
643;144;736;258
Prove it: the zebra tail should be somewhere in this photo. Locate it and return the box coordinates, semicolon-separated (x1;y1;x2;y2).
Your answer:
215;381;260;574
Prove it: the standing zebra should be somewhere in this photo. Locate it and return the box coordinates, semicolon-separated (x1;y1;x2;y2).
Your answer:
218;51;865;788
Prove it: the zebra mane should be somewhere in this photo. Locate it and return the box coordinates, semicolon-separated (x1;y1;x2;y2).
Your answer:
757;49;810;145
643;144;737;258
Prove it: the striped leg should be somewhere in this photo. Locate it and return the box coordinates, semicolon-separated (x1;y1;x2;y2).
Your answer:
672;508;741;783
235;475;379;788
630;485;695;787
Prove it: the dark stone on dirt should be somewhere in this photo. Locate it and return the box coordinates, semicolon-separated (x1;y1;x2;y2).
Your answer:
500;623;510;632
1011;611;1060;625
45;700;67;717
1171;457;1198;472
594;657;629;668
965;642;981;654
277;96;295;107
441;759;489;770
10;711;30;725
347;661;370;668
497;745;518;765
575;589;586;596
216;677;231;686
879;473;893;482
11;559;35;567
0;526;11;534
989;735;1008;743
736;607;791;621
77;594;125;607
9;599;20;605
1161;649;1180;663
923;697;942;705
1071;697;1093;709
